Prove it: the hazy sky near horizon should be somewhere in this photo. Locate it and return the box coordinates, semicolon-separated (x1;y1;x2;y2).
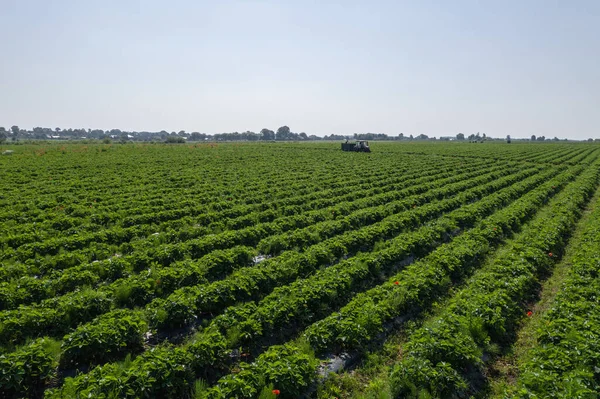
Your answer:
1;0;599;139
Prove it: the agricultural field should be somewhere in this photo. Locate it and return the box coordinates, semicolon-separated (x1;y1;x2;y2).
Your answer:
1;141;599;399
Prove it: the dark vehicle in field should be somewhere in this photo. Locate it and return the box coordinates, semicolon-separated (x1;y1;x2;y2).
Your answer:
341;140;371;152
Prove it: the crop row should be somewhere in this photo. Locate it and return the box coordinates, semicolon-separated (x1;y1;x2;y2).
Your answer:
38;166;568;398
0;246;255;345
145;165;559;380
0;157;440;252
104;163;517;310
62;166;548;371
387;160;600;397
1;149;476;239
0;157;465;282
0;145;366;220
0;164;545;397
510;184;600;397
201;164;587;398
0;161;500;310
0;162;513;342
146;164;532;330
1;156;475;265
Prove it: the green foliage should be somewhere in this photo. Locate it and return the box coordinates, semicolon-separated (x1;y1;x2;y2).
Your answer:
1;142;599;398
61;309;147;367
513;183;600;397
389;160;600;396
0;338;60;398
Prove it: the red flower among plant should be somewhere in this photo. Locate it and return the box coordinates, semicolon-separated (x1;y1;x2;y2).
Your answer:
272;389;280;395
394;281;399;285
549;252;553;257
527;311;533;317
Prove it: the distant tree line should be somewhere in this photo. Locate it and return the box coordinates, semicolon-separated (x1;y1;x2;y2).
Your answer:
0;125;591;144
0;125;320;143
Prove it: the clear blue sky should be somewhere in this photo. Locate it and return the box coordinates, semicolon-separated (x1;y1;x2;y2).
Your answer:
1;0;599;139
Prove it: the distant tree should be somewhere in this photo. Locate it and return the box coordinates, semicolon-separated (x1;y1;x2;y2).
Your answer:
165;136;185;143
0;130;6;143
178;130;186;137
456;133;465;140
588;138;594;142
10;125;19;141
190;132;206;141
537;136;545;141
90;129;105;139
506;135;511;143
299;132;308;140
416;134;429;140
482;133;487;139
398;133;404;140
276;126;290;140
241;131;259;141
553;136;559;141
531;135;536;141
55;127;61;133
260;128;275;140
409;134;414;140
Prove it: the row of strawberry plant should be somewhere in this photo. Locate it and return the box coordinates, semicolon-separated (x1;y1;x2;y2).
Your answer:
103;162;513;310
145;164;532;330
525;146;585;165
509;184;600;398
0;161;510;342
1;150;448;240
0;166;403;277
0;246;254;345
58;164;577;399
0;161;495;310
544;147;597;165
0;156;455;276
50;166;546;376
0;159;417;255
33;166;554;398
198;165;581;397
254;163;522;255
200;164;585;398
299;165;581;352
121;159;494;267
1;156;471;265
143;166;557;383
387;159;600;398
0;144;357;222
0;338;60;399
0;149;361;241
